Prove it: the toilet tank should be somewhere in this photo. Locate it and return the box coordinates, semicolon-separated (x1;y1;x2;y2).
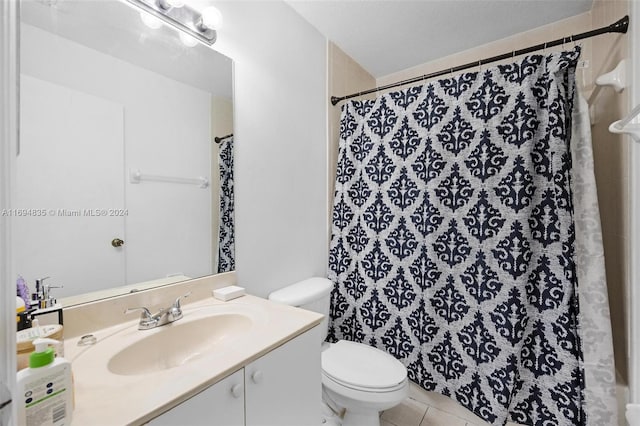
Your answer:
268;277;334;342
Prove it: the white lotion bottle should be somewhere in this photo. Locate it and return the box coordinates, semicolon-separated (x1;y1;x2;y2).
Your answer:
16;338;73;426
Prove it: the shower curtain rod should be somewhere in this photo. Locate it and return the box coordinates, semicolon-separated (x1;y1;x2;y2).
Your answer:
214;133;233;143
330;15;629;106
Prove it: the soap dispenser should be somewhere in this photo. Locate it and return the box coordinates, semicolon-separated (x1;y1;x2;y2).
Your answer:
16;338;73;426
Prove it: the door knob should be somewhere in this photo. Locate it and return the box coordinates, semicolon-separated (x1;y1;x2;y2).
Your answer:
111;238;124;247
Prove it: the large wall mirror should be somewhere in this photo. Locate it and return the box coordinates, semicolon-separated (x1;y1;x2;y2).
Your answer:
15;0;234;306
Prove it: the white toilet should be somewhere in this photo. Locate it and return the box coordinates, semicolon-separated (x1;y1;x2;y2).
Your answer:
269;277;409;426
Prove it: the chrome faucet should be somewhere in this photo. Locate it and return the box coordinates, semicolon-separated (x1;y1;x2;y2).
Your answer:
125;291;191;330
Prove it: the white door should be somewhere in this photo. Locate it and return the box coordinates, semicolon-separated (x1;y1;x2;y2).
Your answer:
15;75;126;298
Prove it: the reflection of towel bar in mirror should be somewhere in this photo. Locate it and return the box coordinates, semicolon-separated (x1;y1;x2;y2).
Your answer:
129;169;209;188
609;103;640;143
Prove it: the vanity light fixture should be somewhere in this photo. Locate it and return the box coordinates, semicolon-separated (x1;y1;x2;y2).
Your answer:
139;11;163;29
198;6;223;31
158;0;185;9
179;32;198;47
126;0;221;45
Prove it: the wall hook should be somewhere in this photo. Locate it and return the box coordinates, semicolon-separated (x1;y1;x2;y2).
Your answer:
596;59;627;93
609;103;640;143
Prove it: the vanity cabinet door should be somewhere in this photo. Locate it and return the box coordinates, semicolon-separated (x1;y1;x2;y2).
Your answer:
245;326;321;426
148;369;245;426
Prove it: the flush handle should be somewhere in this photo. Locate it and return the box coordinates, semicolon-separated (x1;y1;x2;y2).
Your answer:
111;238;125;248
230;383;243;398
251;370;263;384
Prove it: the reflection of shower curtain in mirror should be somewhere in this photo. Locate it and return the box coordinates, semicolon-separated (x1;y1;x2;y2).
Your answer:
328;47;616;425
217;137;235;273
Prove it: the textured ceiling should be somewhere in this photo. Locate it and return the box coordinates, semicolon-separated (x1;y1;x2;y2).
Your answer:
287;0;593;78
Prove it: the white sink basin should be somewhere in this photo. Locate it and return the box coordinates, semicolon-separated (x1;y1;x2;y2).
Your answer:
69;302;268;380
107;313;253;376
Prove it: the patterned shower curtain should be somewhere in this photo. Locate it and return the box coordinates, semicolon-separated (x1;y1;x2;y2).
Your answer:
571;93;617;425
217;136;235;273
328;47;604;425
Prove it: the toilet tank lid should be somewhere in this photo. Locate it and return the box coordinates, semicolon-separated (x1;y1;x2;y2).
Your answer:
268;277;334;307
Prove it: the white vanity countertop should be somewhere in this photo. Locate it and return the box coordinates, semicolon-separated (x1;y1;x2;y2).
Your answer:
65;294;323;426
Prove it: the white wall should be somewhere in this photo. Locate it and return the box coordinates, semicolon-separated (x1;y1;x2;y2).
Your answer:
20;24;212;297
213;1;329;297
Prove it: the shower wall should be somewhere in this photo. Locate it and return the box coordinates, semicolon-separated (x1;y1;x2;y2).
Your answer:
590;0;631;385
329;1;631;385
327;42;375;243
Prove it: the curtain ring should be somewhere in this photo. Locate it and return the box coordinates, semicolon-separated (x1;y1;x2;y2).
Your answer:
477;60;482;73
449;67;454;79
512;50;516;58
543;42;548;55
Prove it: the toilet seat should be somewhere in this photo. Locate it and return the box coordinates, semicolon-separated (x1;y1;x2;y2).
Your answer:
322;340;407;392
322;370;408;394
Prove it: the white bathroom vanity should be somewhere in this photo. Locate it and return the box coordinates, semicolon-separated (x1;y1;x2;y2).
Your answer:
62;276;323;426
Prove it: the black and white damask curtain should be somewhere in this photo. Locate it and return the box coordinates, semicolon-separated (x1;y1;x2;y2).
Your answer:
217;136;235;273
328;47;608;425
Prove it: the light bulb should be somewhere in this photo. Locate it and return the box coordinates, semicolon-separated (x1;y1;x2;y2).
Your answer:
140;11;162;29
200;6;223;30
179;32;198;47
166;0;184;7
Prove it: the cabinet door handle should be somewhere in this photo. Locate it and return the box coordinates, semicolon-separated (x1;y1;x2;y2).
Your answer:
251;370;263;384
230;383;243;398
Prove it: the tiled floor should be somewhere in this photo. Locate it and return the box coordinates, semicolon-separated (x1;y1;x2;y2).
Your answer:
380;383;523;426
381;380;630;426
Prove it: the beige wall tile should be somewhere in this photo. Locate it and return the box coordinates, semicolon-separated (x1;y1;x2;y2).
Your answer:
327;42;376;244
590;0;631;383
376;13;592;89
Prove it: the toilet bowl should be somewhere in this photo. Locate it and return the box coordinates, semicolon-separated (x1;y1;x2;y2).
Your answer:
322;340;408;426
268;278;409;426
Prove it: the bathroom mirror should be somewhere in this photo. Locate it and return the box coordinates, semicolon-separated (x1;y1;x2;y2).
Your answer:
14;0;234;305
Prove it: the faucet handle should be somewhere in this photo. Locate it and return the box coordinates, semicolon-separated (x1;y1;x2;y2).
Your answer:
125;307;160;330
172;291;192;310
124;307;153;320
167;291;191;322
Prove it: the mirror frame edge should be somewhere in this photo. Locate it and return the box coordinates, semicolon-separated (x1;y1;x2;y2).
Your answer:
1;0;19;422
